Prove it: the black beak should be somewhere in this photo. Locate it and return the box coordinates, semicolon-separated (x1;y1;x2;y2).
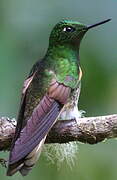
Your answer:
87;19;111;30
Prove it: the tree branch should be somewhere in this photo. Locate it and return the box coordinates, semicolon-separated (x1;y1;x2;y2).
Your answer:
0;114;117;151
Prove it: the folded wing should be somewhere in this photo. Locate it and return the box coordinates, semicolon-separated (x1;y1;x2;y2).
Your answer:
7;79;71;176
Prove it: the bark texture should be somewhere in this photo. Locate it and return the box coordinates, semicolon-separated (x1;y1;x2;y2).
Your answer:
0;114;117;151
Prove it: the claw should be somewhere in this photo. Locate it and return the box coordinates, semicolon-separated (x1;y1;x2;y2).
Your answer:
0;158;7;168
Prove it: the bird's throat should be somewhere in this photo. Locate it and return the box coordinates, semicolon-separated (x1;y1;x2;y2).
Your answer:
45;45;80;89
46;44;79;60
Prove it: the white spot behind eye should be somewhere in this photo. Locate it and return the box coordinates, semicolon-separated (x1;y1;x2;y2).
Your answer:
63;26;75;32
63;27;67;32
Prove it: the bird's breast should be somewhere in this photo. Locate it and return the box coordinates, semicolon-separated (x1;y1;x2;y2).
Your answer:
59;86;81;120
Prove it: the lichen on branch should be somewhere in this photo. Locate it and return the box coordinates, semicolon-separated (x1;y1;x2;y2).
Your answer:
0;114;117;152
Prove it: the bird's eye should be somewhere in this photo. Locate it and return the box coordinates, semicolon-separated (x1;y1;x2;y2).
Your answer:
63;26;76;32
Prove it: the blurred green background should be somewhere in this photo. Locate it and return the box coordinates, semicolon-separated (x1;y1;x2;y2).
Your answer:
0;0;117;180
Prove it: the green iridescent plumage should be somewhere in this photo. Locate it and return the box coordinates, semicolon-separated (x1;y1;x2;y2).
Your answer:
23;19;88;119
7;19;111;176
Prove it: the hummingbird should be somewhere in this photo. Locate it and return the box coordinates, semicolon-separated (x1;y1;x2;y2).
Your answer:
7;18;111;176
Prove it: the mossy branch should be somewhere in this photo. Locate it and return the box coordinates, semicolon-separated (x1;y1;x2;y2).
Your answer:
0;114;117;151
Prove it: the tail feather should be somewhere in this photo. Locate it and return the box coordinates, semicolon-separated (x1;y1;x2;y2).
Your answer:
19;137;46;176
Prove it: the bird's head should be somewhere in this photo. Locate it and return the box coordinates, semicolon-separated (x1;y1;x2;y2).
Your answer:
49;19;111;48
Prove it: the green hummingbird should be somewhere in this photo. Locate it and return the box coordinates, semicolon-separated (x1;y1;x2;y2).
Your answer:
7;18;111;176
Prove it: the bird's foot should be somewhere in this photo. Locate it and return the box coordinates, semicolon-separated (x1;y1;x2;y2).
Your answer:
0;158;7;168
78;110;86;118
